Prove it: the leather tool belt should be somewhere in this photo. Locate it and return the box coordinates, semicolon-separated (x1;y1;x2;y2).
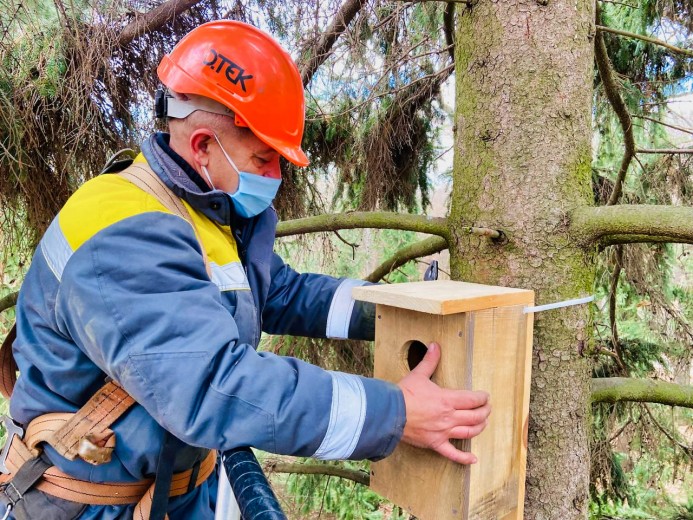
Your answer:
0;381;216;520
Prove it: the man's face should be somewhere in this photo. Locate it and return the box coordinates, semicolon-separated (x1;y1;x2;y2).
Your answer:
206;124;281;193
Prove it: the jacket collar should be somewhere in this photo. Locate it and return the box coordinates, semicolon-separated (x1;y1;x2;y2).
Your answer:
141;133;234;226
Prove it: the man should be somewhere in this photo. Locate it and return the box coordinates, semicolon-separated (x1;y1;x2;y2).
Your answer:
3;20;490;519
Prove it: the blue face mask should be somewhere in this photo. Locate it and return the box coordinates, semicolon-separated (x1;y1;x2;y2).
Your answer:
201;134;282;219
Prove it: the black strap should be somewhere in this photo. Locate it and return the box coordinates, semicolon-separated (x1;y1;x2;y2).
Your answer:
1;454;52;507
186;458;201;495
150;431;185;520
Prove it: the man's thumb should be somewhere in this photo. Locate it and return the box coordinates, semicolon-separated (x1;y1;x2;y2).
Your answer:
411;342;440;378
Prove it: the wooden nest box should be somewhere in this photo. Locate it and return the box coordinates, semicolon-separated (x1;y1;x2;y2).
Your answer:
352;280;535;520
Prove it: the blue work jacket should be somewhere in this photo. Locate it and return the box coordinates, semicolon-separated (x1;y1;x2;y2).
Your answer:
9;133;405;519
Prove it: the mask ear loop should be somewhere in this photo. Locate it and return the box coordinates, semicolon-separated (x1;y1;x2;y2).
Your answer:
212;133;242;175
200;165;216;191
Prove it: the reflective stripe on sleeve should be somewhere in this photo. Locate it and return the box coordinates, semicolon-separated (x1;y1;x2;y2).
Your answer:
312;372;367;460
210;261;250;291
325;279;367;339
41;217;74;282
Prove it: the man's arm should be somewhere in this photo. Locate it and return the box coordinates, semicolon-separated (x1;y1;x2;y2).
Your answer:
53;211;404;461
261;255;491;463
261;253;375;340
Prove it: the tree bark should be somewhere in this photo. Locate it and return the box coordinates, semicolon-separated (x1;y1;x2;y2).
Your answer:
450;1;595;518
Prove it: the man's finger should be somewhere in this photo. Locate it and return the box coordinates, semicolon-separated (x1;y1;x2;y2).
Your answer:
410;342;441;379
447;389;490;410
452;404;492;426
449;420;488;440
435;441;477;465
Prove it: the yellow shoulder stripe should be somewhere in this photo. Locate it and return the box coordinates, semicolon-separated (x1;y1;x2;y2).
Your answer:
59;167;240;267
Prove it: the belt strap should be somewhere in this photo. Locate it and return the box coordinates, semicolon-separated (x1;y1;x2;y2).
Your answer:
118;163;212;277
0;324;17;400
0;436;216;509
17;380;134;465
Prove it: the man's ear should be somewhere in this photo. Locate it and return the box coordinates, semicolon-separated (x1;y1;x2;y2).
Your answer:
190;129;215;167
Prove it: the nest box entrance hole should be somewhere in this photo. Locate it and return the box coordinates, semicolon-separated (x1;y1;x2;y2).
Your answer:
404;340;428;371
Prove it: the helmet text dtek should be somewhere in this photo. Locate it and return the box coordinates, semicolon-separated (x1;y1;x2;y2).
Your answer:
203;49;253;92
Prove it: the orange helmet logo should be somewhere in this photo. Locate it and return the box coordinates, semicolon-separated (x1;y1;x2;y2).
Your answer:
202;49;254;93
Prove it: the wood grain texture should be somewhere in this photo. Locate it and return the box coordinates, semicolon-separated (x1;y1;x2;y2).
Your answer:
364;285;534;520
352;280;534;315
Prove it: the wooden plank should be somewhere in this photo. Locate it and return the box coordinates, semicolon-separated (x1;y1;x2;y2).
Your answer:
467;305;532;520
369;291;534;519
370;306;472;519
352;280;534;315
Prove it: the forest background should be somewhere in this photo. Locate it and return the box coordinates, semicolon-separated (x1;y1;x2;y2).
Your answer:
0;0;692;519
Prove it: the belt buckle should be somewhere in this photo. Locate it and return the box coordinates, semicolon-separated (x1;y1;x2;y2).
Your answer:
0;415;23;474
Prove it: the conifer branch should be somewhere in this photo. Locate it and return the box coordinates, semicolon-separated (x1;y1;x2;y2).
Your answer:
570;205;693;246
642;404;693;457
443;2;455;63
591;377;693;408
277;212;450;238
596;25;693;58
0;292;18;314
300;0;366;87
265;460;370;486
118;0;203;47
632;115;693;136
635;148;693;154
608;246;627;373
365;236;448;282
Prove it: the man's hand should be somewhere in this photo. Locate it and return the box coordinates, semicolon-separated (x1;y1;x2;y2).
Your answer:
397;342;491;465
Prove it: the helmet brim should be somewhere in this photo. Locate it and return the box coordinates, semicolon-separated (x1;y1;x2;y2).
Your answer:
277;145;309;167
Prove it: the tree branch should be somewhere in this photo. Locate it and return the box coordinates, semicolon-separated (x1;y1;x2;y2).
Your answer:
264;460;370;487
632;114;693;136
570;205;693;246
365;235;448;282
118;0;204;47
300;0;366;87
608;246;627;373
595;10;635;206
596;25;693;58
0;292;18;314
591;377;693;408
635;148;693;154
277;212;449;238
642;404;693;458
443;2;455;63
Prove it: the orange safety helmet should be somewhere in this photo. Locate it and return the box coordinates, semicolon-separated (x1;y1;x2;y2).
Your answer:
158;20;309;167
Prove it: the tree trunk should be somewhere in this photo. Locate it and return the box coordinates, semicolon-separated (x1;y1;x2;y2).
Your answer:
450;1;595;518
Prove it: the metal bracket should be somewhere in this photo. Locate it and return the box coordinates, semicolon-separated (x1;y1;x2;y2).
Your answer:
0;416;23;474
